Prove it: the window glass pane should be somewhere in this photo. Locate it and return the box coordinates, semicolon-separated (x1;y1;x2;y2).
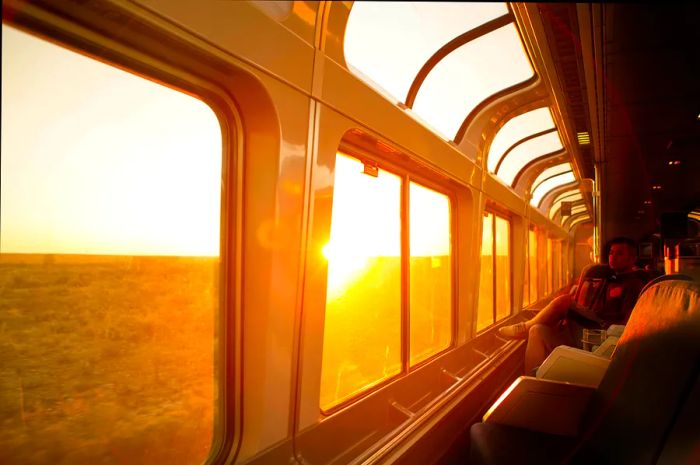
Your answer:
569;215;590;230
554;240;561;289
321;153;402;410
537;233;547;297
549;192;583;219
530;163;572;192
487;107;555;172
495;132;563;185
557;241;564;289
409;182;452;366
546;238;553;295
528;229;538;302
523;238;530;306
494;216;511;321
552;189;582;206
476;214;494;331
413;23;534;140
571;205;587;216
530;171;576;207
1;26;220;464
345;2;508;103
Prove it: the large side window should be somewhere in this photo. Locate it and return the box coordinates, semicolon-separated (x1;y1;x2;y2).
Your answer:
1;25;221;464
320;152;453;411
523;233;530;306
409;182;452;366
546;237;554;295
528;228;538;304
477;209;511;331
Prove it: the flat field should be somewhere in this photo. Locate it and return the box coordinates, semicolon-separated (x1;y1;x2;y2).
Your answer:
0;253;217;464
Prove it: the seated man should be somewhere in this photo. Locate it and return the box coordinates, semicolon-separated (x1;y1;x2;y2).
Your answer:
498;237;650;373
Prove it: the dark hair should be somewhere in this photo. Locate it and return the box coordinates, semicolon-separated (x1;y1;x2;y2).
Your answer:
607;236;637;254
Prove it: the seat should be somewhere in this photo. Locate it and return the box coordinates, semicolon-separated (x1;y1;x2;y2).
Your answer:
469;276;700;465
571;264;614;309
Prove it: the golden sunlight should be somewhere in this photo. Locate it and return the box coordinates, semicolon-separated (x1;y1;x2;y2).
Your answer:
323;153;401;298
1;25;221;257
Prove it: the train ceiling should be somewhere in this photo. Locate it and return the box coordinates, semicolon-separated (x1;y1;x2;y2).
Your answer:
537;3;700;240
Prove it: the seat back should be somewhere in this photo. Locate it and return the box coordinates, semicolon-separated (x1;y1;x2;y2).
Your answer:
573;278;700;464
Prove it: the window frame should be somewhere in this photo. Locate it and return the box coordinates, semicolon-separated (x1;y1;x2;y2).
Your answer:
319;145;458;414
477;204;513;332
528;226;539;305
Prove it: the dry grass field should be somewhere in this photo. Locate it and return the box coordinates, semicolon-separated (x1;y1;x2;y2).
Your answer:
0;253;217;464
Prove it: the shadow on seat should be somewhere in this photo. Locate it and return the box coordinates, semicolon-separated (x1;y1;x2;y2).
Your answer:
469;276;700;465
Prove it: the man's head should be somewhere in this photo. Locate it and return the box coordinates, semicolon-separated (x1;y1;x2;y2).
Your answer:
607;237;638;272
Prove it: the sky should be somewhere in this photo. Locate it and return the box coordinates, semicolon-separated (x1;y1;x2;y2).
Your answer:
1;25;222;256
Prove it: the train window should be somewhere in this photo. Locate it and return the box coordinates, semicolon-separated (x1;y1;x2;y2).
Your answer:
1;25;221;464
546;238;554;294
477;213;495;331
496;132;564;185
557;240;564;288
344;3;534;141
345;2;508;104
528;228;538;303
320;152;454;408
531;170;576;207
477;210;511;331
409;182;452;366
412;23;534;140
320;153;402;410
494;216;512;320
571;205;588;216
523;237;531;306
549;191;583;220
530;163;572;193
487;107;556;172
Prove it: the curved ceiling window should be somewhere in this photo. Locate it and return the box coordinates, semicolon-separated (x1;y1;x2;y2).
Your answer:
568;215;590;230
495;131;563;186
530;171;576;207
345;2;508;103
344;3;534;141
487;107;555;173
549;191;583;219
412;23;534;139
571;205;588;216
530;163;572;192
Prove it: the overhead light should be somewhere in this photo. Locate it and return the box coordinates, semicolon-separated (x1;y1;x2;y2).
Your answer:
577;132;590;145
644;200;652;205
667;160;681;166
652;185;662;190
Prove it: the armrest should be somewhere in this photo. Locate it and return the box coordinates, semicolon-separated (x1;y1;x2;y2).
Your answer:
536;345;611;386
592;335;620;358
483;376;594;437
605;324;625;337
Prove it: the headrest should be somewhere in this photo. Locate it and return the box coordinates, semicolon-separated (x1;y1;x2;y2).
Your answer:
618;277;699;348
